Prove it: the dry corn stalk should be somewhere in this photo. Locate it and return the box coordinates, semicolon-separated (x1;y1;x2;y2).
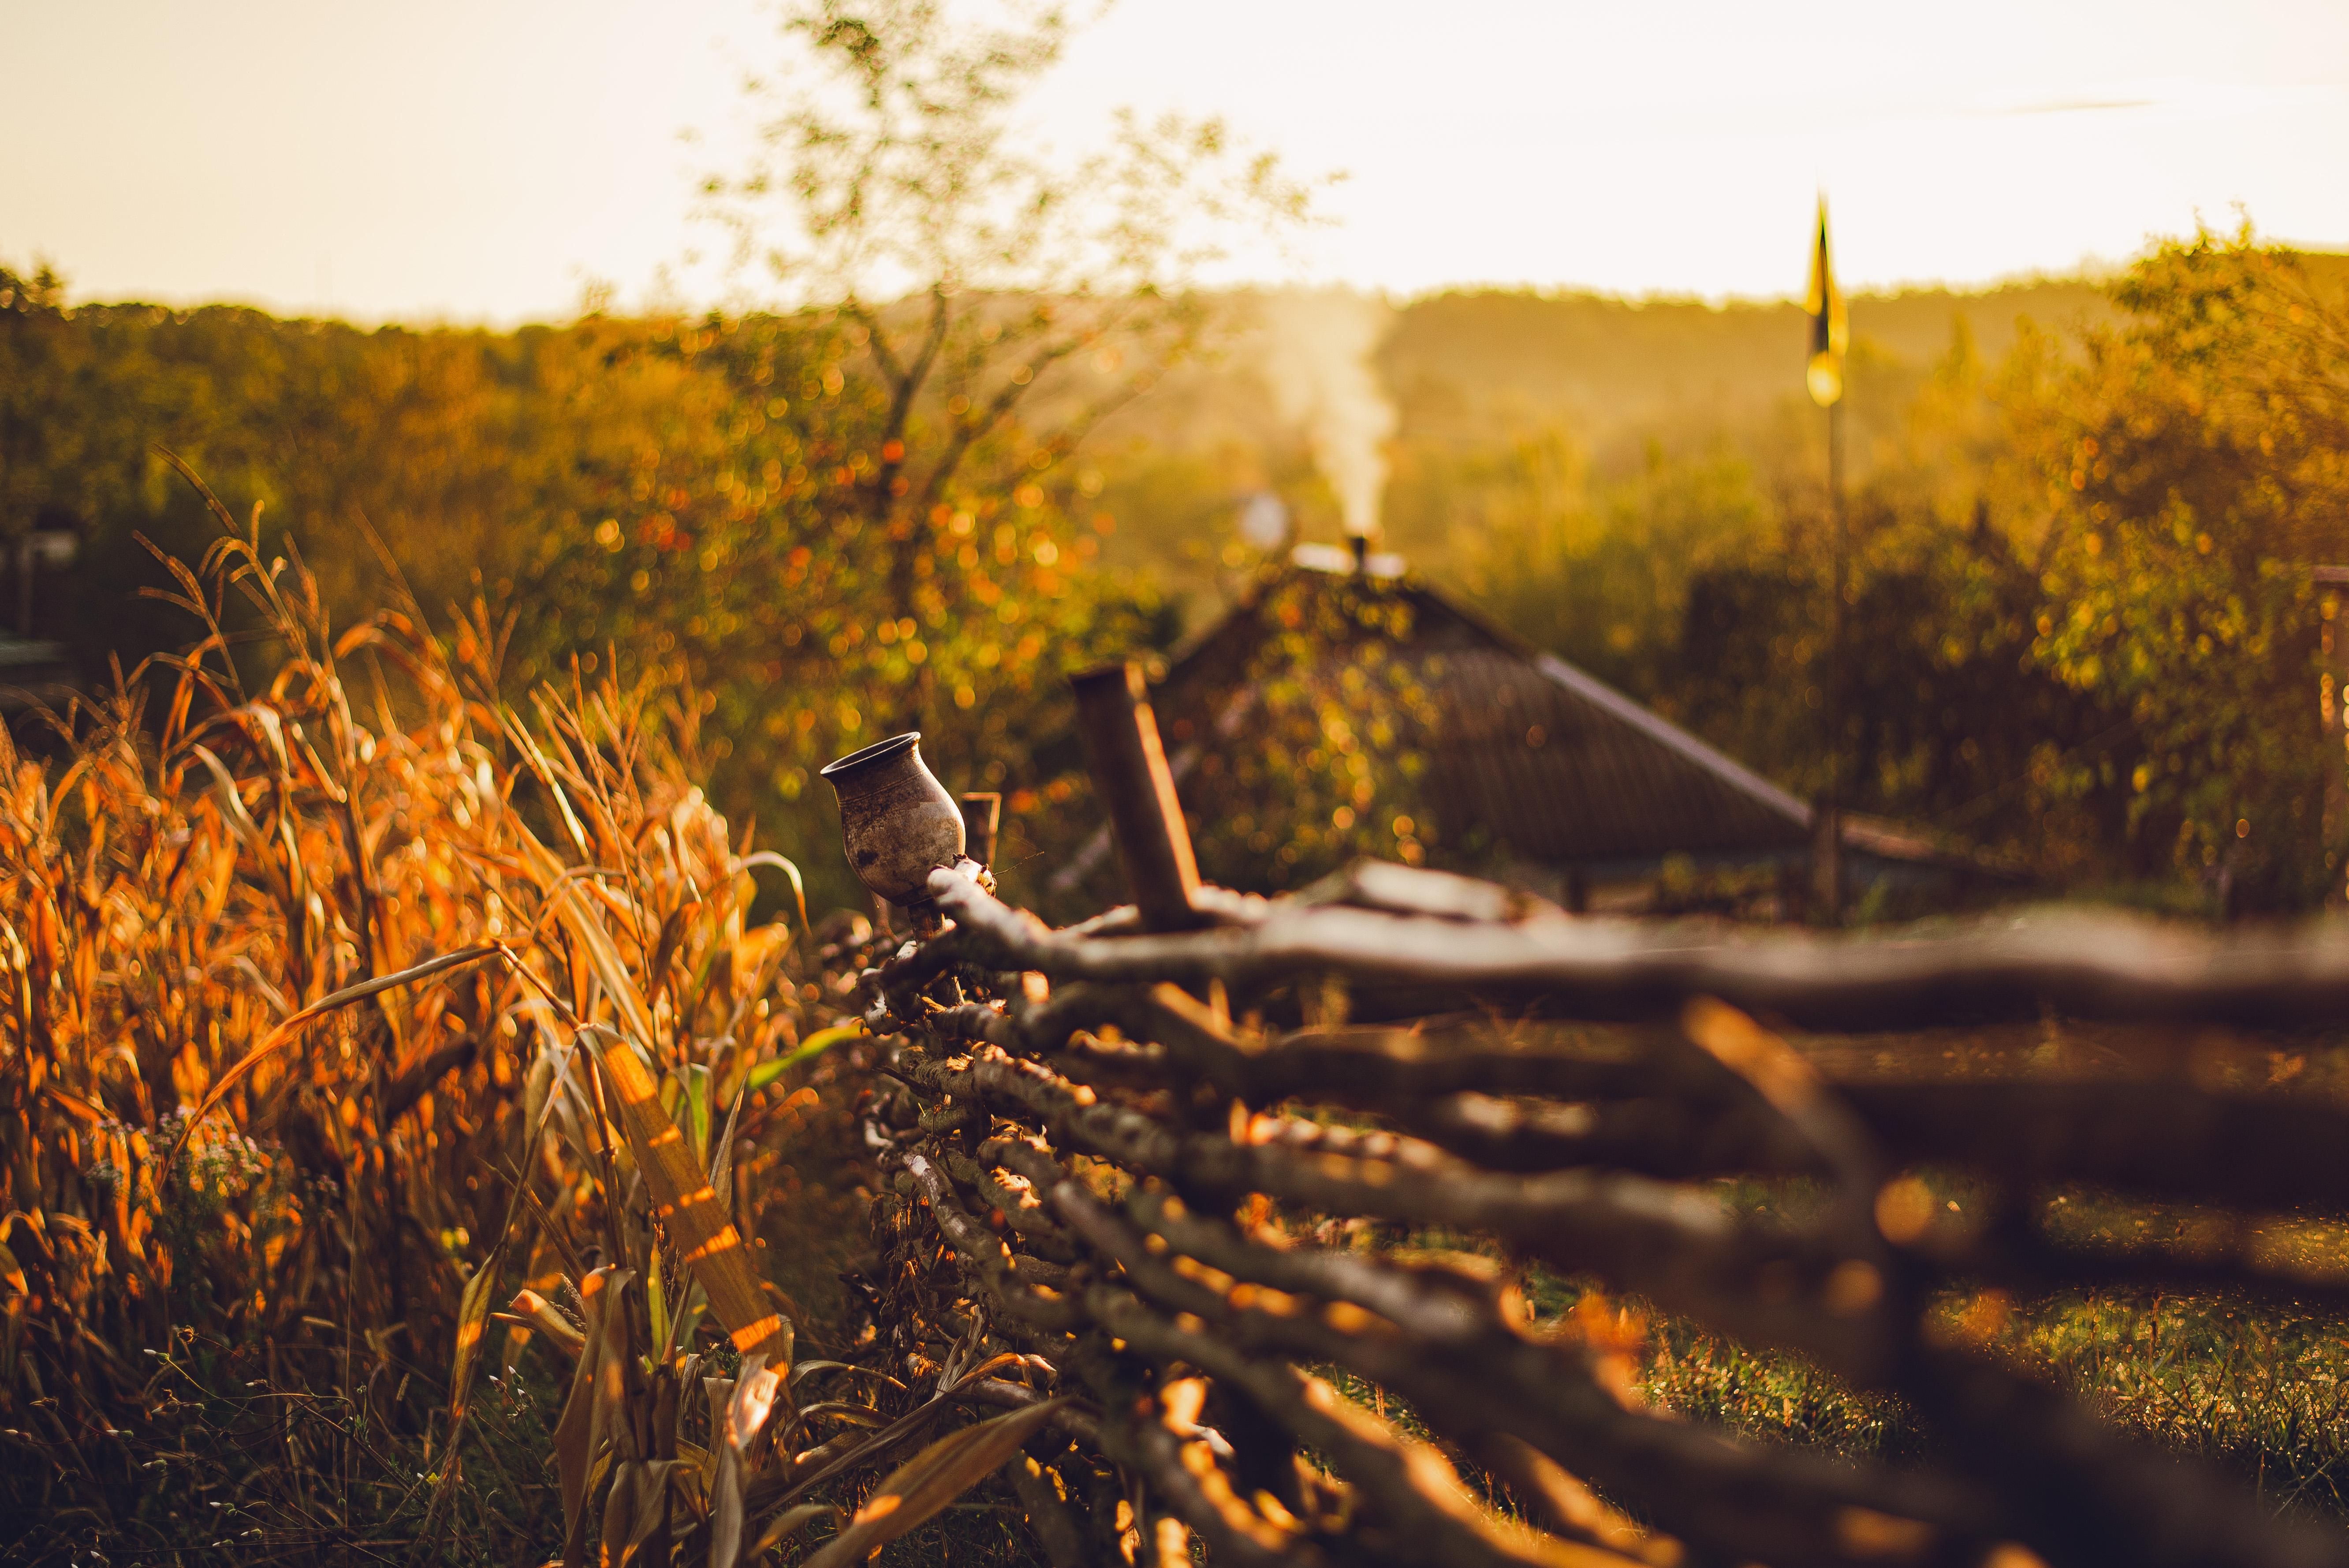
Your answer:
0;486;853;1560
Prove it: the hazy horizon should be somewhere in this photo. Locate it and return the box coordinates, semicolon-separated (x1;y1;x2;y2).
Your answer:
6;0;2346;326
0;261;2245;329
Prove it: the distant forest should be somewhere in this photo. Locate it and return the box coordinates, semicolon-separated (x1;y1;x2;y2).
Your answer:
5;242;2345;909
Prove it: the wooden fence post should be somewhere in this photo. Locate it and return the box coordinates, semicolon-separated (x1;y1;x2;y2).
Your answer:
1070;661;1206;931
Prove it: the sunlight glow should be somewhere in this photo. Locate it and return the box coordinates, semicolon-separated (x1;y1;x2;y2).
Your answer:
1;0;2343;320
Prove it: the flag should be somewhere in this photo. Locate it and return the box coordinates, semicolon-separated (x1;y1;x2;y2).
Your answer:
1805;197;1848;408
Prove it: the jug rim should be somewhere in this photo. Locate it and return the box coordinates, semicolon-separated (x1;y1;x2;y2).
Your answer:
820;731;921;780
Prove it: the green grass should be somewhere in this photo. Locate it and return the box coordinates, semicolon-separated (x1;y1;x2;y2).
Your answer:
2010;1290;2349;1520
1517;1230;2349;1530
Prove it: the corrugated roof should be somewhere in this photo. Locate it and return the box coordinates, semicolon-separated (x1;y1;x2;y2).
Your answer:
1047;565;1816;898
1418;640;1811;862
1350;577;1812;864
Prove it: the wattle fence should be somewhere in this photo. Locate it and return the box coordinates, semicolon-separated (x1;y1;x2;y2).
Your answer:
834;662;2349;1568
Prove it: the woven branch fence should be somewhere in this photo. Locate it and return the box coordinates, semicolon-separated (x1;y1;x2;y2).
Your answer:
830;665;2349;1568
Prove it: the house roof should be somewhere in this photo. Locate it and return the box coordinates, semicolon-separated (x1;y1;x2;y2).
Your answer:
1051;560;1823;897
1398;610;1816;866
1170;561;1815;867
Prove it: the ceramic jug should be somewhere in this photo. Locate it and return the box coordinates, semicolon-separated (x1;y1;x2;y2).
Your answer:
820;732;964;906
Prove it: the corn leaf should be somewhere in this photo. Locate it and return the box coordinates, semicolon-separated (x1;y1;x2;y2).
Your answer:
710;1350;785;1568
746;1022;864;1094
513;822;656;1053
444;1248;503;1428
736;850;809;933
554;1266;636;1565
577;1023;788;1361
516;820;787;1360
678;1062;713;1171
711;1075;749;1214
501;712;593;860
798;1397;1068;1568
499;1288;586;1359
670;1441;713;1521
787;1361;908;1393
168;943;504;1171
189;743;291;906
646;1240;670;1359
600;1457;678;1568
748;1502;843;1561
701;1374;736;1493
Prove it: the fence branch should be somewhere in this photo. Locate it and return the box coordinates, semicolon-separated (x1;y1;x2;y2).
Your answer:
841;844;2349;1568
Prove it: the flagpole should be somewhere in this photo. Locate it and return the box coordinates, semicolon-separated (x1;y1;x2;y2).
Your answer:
1824;396;1846;924
1804;196;1849;926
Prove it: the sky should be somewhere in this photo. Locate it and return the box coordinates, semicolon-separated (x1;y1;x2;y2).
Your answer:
4;0;2345;323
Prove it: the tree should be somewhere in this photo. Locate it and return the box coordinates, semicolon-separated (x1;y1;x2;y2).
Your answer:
0;264;77;547
698;0;1313;738
2010;227;2349;907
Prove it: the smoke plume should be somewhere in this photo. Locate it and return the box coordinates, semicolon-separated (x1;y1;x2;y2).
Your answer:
1255;289;1398;541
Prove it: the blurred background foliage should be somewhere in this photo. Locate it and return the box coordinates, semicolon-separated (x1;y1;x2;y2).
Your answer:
5;231;2346;913
1165;570;1446;894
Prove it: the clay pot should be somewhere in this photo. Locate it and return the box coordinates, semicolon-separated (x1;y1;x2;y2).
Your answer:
820;732;964;906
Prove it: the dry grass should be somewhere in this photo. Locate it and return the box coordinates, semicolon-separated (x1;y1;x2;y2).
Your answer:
0;493;867;1562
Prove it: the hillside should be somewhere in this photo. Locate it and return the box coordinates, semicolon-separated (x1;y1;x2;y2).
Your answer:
1077;273;2131;621
1380;277;2117;463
